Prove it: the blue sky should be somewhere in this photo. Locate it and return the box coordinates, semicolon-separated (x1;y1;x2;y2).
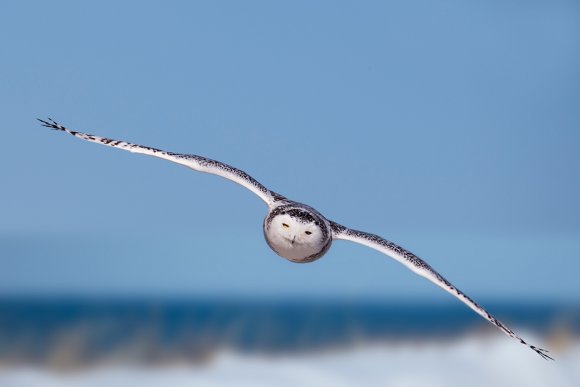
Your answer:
1;1;579;301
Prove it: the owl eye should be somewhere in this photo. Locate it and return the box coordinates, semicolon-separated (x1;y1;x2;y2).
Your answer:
305;231;312;235
282;223;289;228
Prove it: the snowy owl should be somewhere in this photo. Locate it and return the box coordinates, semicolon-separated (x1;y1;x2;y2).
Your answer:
39;118;552;360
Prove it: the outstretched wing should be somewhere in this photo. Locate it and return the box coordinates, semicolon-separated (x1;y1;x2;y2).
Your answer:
39;118;283;206
330;221;553;360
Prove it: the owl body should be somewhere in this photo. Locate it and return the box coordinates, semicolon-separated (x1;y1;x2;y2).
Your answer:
263;201;332;263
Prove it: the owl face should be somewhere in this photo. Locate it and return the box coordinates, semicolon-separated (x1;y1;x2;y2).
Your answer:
263;204;332;263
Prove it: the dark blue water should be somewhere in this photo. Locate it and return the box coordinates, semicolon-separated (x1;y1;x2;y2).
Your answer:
0;298;577;365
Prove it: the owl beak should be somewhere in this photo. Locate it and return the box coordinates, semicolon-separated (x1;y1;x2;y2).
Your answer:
291;235;296;245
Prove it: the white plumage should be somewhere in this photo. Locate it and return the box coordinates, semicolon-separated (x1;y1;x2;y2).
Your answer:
39;118;553;360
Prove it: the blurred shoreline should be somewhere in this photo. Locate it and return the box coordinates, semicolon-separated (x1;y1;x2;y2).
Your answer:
0;297;577;369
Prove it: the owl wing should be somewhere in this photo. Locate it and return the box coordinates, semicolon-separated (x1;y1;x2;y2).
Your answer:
330;221;552;360
39;118;284;206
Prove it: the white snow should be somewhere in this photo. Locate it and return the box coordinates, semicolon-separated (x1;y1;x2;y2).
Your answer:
0;334;577;387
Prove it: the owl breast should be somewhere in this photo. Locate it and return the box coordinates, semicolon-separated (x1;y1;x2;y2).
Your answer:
263;202;332;263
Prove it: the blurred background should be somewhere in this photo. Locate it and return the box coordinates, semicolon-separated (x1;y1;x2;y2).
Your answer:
1;0;579;385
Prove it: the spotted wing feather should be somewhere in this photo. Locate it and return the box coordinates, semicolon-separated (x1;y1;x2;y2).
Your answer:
330;221;553;360
39;118;282;206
